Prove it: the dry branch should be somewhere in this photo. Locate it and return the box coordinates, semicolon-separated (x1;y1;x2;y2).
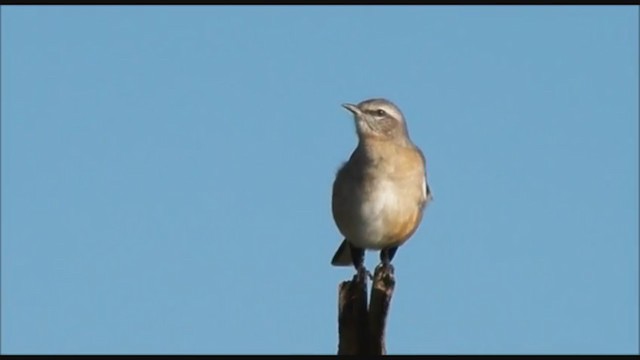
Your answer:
337;264;396;355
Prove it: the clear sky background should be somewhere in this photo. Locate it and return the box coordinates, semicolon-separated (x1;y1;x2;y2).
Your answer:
1;5;638;355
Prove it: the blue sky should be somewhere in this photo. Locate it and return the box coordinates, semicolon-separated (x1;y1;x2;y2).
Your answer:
1;5;638;355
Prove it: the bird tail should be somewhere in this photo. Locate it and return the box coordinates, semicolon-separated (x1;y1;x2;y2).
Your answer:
331;239;353;266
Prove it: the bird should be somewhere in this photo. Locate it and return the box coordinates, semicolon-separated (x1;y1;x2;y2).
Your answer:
330;98;432;279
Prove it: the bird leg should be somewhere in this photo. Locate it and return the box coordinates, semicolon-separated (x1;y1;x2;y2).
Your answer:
379;247;398;269
349;244;373;282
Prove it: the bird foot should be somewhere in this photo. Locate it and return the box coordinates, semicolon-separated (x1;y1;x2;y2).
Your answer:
356;266;373;283
377;262;395;276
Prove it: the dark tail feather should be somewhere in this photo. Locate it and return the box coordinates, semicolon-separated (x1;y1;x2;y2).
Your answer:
331;239;352;266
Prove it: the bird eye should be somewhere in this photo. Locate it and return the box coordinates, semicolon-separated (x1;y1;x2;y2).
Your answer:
376;109;386;116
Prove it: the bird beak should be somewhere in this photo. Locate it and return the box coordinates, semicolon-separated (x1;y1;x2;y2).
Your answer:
341;103;361;116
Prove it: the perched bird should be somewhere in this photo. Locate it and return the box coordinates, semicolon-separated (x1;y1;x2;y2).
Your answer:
330;98;432;277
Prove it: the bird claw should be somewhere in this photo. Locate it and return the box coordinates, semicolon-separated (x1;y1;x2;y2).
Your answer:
382;262;395;276
356;266;373;283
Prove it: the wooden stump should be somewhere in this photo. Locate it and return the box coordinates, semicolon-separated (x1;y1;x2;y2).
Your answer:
337;264;396;355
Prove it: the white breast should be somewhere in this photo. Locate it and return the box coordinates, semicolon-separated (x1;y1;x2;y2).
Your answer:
349;179;401;249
